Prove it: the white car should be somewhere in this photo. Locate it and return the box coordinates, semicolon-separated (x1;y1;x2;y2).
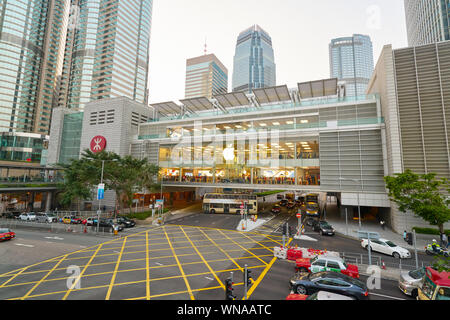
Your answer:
361;238;411;259
19;213;36;221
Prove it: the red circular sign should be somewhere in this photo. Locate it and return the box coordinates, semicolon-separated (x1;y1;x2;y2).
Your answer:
296;213;302;218
90;136;107;153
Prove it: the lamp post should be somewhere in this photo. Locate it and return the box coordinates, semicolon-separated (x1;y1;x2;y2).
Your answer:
339;177;362;229
95;159;118;233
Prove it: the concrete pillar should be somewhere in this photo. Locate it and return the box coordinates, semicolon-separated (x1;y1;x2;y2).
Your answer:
45;192;52;212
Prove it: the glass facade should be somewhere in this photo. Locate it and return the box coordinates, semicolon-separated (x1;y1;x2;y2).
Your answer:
136;93;385;193
0;133;49;163
232;25;276;92
0;0;70;134
185;54;228;99
60;0;153;110
329;34;374;97
58;112;83;164
405;0;450;46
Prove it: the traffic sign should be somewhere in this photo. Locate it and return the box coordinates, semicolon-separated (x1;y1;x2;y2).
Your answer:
296;213;302;218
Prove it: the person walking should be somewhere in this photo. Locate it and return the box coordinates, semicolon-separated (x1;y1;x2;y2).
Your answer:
380;220;386;230
442;233;448;249
403;230;407;242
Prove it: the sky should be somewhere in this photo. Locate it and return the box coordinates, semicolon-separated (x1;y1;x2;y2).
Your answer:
147;0;408;104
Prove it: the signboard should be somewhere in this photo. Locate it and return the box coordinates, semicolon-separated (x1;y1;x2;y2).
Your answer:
90;136;107;153
97;183;105;200
156;199;164;205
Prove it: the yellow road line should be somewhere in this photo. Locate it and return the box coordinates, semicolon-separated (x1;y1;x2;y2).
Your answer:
145;231;150;300
163;226;195;300
245;238;293;300
20;254;69;300
62;243;104;300
197;228;243;272
6;265;265;300
105;237;127;300
179;226;224;289
217;229;268;266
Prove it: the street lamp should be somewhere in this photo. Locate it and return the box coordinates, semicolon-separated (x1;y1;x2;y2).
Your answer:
95;159;118;233
339;177;362;229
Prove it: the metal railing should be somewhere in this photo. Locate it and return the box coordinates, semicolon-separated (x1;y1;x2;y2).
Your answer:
341;252;425;271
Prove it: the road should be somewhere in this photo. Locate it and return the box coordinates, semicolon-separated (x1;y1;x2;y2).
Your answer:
0;203;432;301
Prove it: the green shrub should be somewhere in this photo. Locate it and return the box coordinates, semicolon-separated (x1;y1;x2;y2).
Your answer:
255;190;284;197
412;227;450;236
127;208;169;220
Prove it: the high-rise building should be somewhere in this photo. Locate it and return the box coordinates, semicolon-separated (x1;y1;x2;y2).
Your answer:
404;0;450;46
0;0;71;134
185;54;228;99
232;25;276;93
59;0;153;111
329;34;374;97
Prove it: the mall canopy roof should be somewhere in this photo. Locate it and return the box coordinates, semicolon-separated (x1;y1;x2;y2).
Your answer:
297;78;338;99
252;85;292;105
213;91;250;109
150;101;183;117
179;97;215;113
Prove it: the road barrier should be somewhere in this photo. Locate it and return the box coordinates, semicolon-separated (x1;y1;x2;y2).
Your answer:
275;246;340;260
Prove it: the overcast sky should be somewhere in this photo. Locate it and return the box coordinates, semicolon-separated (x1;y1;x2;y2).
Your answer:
147;0;407;103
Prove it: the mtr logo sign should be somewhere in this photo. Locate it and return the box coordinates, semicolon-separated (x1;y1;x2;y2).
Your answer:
90;136;107;153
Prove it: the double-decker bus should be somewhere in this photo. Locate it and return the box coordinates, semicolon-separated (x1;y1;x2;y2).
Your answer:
203;193;258;215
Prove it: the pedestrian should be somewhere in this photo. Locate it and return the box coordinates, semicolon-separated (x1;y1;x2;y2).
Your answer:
380;220;386;230
441;233;448;248
403;230;407;242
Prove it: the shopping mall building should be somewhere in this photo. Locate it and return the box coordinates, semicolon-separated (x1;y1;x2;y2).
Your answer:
47;41;450;233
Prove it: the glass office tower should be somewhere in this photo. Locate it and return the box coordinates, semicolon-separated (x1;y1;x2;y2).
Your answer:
329;34;374;97
232;25;276;93
59;0;153;111
0;0;71;134
404;0;450;46
185;54;228;99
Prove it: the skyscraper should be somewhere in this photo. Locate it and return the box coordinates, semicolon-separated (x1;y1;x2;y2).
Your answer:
232;25;276;93
185;54;228;99
59;0;153;111
329;34;374;97
404;0;450;46
0;0;71;134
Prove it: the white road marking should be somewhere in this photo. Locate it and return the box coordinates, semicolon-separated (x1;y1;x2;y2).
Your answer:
205;277;214;281
15;243;34;248
370;292;406;300
45;236;64;241
293;235;318;242
155;262;163;266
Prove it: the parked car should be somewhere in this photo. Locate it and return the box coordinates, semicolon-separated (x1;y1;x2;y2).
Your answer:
296;255;360;278
97;219;124;232
276;194;284;200
86;217;98;226
2;212;21;219
70;216;83;224
62;216;72;224
398;267;426;298
289;271;369;300
312;220;335;236
279;199;288;206
19;212;36;221
271;205;281;214
36;212;58;223
361;238;411;259
286;291;355;300
0;228;15;242
116;216;136;228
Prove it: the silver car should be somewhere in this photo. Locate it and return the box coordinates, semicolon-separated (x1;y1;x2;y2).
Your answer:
398;267;426;298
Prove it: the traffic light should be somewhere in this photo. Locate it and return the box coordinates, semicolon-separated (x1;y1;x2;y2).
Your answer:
282;223;288;236
246;269;252;287
406;233;413;246
225;278;236;300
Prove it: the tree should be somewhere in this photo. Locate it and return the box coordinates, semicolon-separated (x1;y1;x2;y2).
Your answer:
58;158;93;211
384;169;450;234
